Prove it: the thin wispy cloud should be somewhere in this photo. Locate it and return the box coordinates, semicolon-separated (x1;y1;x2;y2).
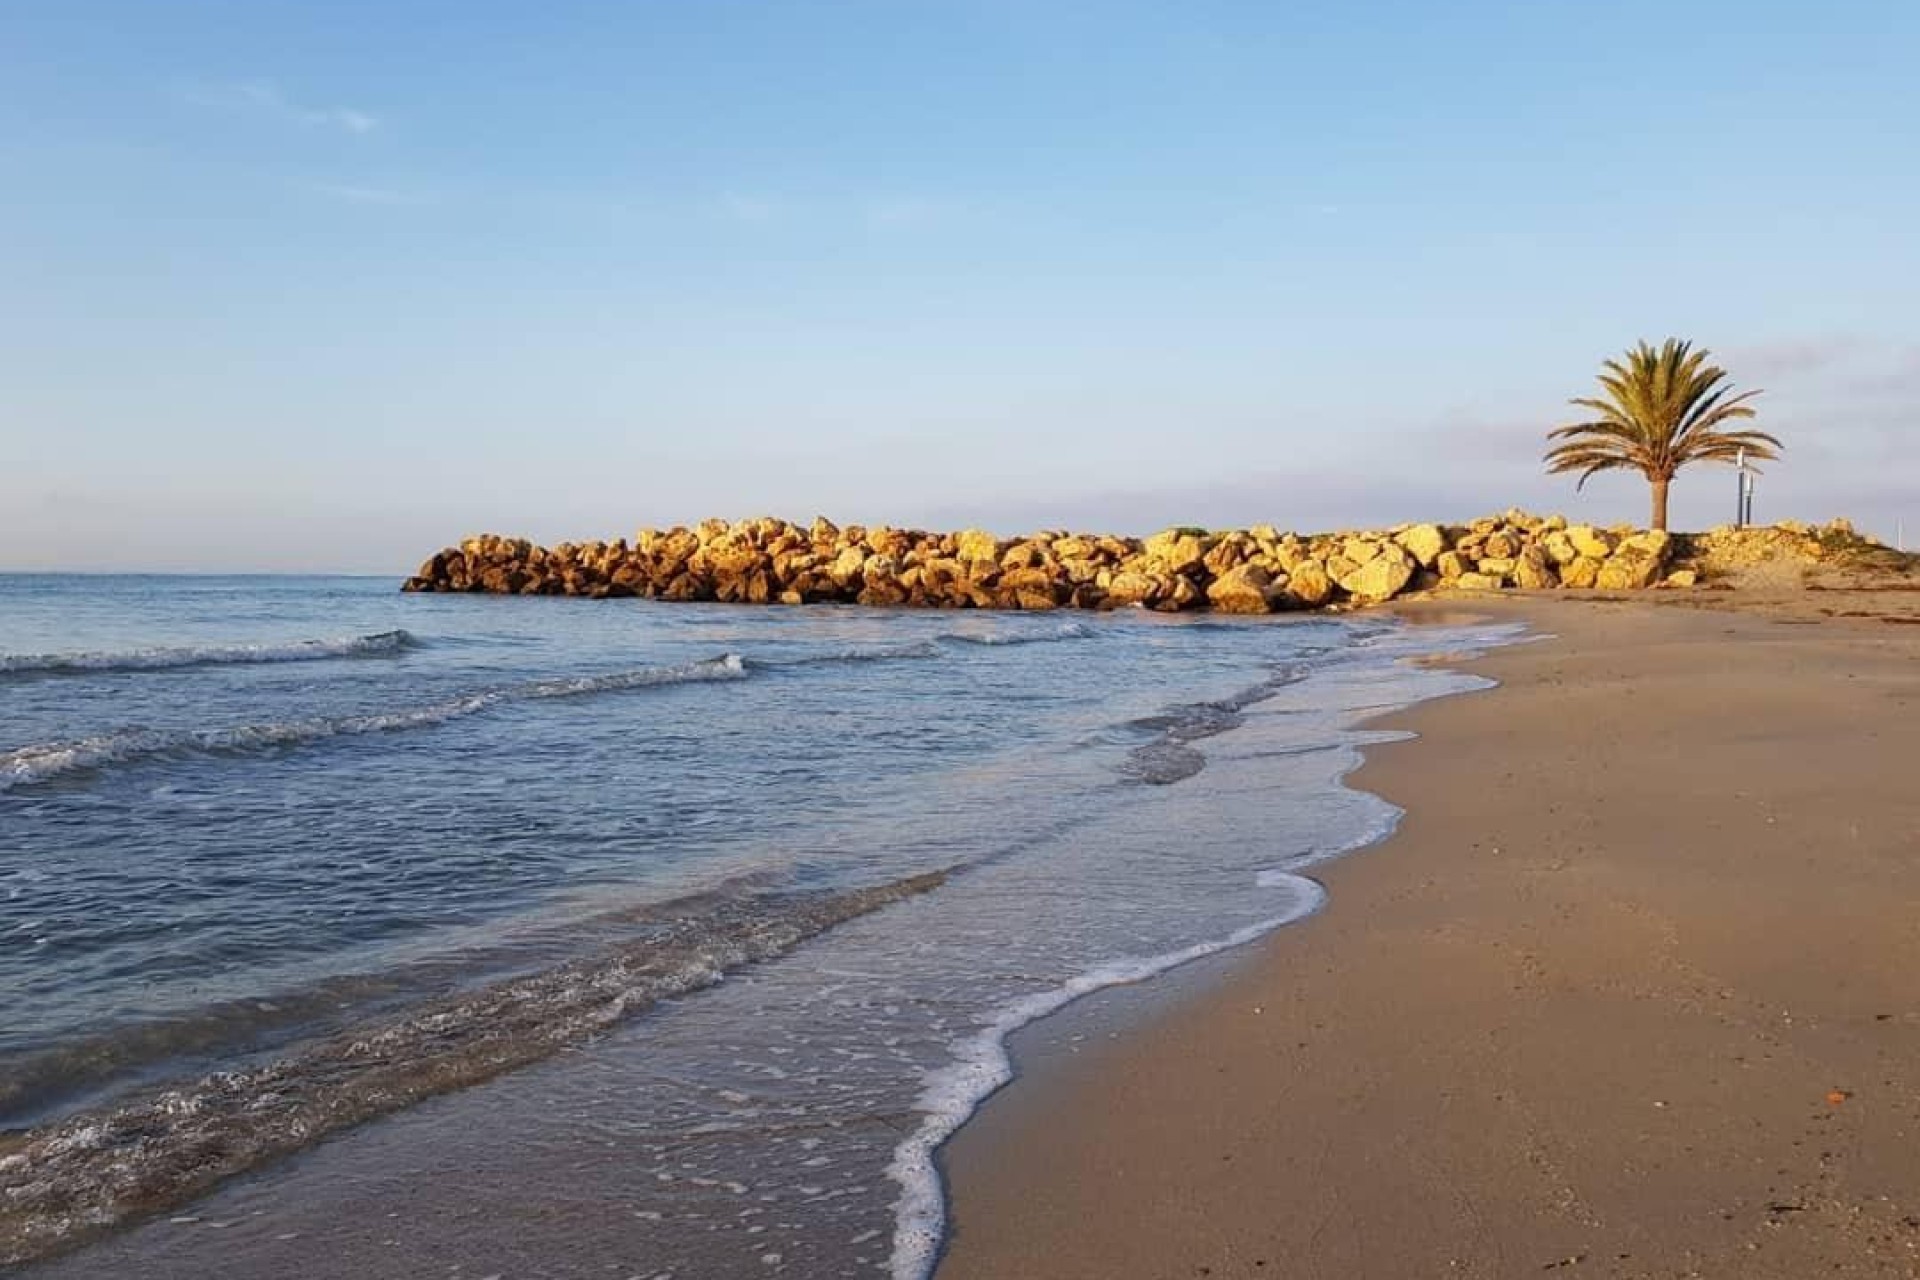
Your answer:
299;181;426;207
1727;335;1865;381
712;194;966;231
1861;344;1920;394
1728;335;1920;397
179;79;380;134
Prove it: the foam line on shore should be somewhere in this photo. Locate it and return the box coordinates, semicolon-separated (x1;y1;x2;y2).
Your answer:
940;621;1095;646
885;869;1331;1280
888;628;1521;1279
0;630;418;677
747;621;1098;671
0;654;746;793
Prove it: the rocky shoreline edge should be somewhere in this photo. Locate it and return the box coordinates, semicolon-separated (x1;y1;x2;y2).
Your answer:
403;513;1882;613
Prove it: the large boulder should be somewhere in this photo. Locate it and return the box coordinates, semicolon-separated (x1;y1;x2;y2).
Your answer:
694;538;764;581
1141;528;1209;578
1333;546;1415;603
1158;573;1204;612
1596;530;1672;590
1618;529;1673;560
1540;529;1580;566
867;526;914;560
1201;535;1248;578
1050;535;1100;562
1206;564;1282;614
1566;525;1614;559
1597;550;1665;590
955;528;1003;566
1513;546;1558;590
1475;557;1516;580
1393;523;1448;569
1283;559;1334;608
1000;567;1065;607
1105;570;1167;608
1561;555;1603;589
1000;541;1051;570
829;545;868;588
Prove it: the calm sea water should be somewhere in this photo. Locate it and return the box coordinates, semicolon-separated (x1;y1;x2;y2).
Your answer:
1;574;1511;1277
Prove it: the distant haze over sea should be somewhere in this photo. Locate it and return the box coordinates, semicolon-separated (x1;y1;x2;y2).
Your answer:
4;460;1905;576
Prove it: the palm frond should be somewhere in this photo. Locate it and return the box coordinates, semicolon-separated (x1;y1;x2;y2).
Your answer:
1543;337;1778;484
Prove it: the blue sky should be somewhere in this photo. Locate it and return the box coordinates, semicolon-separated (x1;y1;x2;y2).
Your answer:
2;0;1916;571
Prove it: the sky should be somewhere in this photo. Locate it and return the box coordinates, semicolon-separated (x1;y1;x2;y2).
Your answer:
2;0;1916;572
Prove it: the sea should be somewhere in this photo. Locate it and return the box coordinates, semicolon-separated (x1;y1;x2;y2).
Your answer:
0;574;1515;1278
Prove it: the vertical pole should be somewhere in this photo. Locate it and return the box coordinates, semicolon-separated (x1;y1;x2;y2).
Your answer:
1735;448;1747;527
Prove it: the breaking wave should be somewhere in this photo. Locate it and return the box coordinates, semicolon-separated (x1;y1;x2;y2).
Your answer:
0;630;418;677
0;655;747;793
0;870;948;1268
749;621;1096;670
756;641;943;668
941;621;1094;646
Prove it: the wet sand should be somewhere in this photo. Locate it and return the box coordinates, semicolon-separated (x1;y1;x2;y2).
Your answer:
938;595;1920;1279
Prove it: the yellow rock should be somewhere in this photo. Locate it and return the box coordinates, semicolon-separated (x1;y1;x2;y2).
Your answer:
1566;525;1613;558
1285;560;1334;607
1513;548;1558;590
1336;547;1415;603
1143;529;1209;578
1394;523;1448;569
955;528;1003;565
1561;556;1602;589
1206;564;1279;614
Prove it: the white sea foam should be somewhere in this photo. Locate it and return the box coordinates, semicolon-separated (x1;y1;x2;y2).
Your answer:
0;630;417;676
0;654;747;792
942;621;1093;647
0;870;948;1264
885;871;1329;1280
753;622;1092;670
761;641;943;668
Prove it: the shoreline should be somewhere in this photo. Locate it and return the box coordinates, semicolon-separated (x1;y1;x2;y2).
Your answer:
935;595;1920;1279
8;605;1500;1279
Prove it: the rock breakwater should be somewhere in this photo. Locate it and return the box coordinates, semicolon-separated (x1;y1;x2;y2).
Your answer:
403;511;1715;612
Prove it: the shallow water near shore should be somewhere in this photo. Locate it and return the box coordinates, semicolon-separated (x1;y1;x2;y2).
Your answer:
1;574;1514;1275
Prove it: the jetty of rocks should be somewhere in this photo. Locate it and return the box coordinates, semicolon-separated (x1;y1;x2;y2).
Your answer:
400;510;1813;612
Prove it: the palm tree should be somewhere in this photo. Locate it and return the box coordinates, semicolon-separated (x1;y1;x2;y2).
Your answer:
1545;338;1781;530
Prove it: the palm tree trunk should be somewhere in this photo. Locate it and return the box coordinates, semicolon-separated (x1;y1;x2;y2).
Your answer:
1649;477;1671;531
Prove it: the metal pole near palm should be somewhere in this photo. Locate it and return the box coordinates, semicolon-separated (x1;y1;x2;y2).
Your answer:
1735;447;1758;527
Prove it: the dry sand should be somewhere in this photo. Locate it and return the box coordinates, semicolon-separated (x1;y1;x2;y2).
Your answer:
937;594;1920;1279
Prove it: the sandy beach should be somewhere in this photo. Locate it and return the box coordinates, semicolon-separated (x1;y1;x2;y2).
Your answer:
938;593;1920;1279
